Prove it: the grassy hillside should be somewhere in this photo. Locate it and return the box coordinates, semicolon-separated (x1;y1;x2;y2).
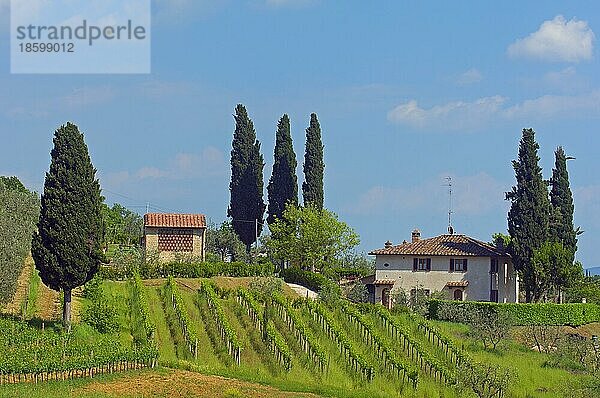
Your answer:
1;276;598;398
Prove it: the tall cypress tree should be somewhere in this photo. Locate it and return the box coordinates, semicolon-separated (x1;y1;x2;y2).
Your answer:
267;114;298;225
302;113;324;210
549;147;577;263
227;104;266;252
32;122;104;331
506;128;550;302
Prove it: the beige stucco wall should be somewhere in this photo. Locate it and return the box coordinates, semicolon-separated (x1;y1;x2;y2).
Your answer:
143;227;206;263
374;254;519;303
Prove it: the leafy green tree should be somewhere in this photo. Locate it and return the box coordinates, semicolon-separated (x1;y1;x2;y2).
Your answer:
566;275;600;304
32;122;105;331
206;221;247;262
268;204;359;272
302;113;324;210
549;147;578;263
532;241;583;302
0;176;28;194
267;114;298;225
506;128;550;302
0;178;39;304
102;203;143;246
227;104;266;252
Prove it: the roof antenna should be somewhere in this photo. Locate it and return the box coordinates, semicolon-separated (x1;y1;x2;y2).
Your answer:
445;176;454;234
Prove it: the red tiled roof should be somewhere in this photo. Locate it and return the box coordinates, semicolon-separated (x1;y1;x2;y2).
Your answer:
446;281;469;287
144;213;206;228
369;234;507;257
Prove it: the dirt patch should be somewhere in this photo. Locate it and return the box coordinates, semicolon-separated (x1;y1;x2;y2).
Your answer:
80;368;317;398
35;280;60;321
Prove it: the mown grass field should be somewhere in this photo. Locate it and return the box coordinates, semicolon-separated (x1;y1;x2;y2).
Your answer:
2;276;598;398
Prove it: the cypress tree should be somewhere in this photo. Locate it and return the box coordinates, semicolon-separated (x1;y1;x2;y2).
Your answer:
506;128;550;302
549;147;577;263
302;113;324;210
227;104;266;252
32;122;104;331
267;114;298;225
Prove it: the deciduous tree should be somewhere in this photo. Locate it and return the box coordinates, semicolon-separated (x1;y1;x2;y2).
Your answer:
32;122;105;332
268;204;359;272
0;178;39;304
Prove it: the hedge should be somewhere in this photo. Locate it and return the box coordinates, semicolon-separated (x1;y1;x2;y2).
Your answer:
279;267;328;292
99;260;274;280
428;299;600;327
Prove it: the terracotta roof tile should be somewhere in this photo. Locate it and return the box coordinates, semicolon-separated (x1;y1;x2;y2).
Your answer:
144;213;206;228
369;234;507;257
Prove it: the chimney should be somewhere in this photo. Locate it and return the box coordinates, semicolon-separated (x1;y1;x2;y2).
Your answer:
384;240;393;249
411;229;421;243
495;236;505;251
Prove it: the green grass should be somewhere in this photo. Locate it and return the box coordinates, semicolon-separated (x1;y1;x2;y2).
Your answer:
431;319;595;398
22;266;41;319
5;278;597;398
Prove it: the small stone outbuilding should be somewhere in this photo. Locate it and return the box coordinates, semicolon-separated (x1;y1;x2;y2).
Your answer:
143;213;206;262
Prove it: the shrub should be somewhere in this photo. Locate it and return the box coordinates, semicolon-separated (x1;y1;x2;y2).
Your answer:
99;255;275;280
279;266;328;292
82;286;120;334
429;299;600;326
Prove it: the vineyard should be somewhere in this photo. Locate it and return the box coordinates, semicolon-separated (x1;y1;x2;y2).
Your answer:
5;276;583;397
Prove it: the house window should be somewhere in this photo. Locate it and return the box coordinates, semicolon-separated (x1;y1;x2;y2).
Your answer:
413;258;431;272
450;259;468;272
490;289;499;303
490;258;499;273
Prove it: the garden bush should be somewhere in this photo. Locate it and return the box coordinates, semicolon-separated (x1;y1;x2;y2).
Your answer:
279;266;328;292
428;299;600;326
99;251;275;280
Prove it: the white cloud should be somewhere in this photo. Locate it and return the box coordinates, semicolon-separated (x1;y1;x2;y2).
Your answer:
504;90;600;119
108;147;227;185
388;90;600;131
507;15;595;62
387;96;507;131
456;68;483;85
346;173;509;218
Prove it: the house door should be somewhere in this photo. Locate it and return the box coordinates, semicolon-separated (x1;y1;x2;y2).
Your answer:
382;288;391;308
453;289;463;301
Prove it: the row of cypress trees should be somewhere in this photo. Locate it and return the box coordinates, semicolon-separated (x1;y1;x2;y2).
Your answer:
506;128;579;302
227;104;324;252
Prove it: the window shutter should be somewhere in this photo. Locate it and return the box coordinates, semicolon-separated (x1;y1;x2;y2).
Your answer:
413;258;418;272
463;259;468;271
426;258;431;271
450;259;455;272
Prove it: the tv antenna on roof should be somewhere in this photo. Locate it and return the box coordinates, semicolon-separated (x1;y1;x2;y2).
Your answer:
445;176;453;234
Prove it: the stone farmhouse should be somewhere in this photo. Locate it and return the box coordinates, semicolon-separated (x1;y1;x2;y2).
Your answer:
365;229;519;308
143;213;207;262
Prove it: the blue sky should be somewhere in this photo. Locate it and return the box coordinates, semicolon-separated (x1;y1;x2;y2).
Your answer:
1;1;599;267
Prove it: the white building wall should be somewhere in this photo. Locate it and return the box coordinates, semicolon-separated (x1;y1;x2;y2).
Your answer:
374;254;518;302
